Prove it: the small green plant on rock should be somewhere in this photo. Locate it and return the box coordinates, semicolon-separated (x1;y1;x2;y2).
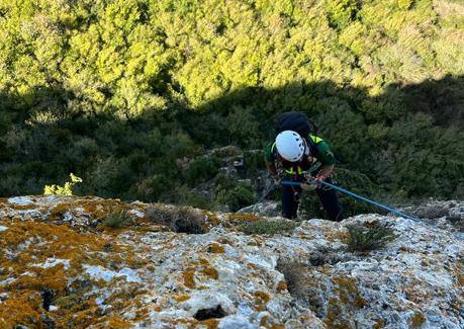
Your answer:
239;219;297;235
44;173;83;196
102;210;133;228
346;221;396;252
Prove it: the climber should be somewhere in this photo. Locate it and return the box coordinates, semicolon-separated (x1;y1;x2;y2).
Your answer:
264;112;343;221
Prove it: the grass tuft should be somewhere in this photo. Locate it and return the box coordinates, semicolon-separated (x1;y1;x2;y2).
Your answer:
239;219;297;235
102;210;133;228
345;221;396;252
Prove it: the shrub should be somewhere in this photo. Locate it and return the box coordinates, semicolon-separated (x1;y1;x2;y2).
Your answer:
239;219;297;235
102;210;133;228
146;205;207;234
215;181;256;212
43;173;83;196
345;221;396;252
185;156;220;187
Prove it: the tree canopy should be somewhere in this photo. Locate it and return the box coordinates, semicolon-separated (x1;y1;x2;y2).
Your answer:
1;0;463;209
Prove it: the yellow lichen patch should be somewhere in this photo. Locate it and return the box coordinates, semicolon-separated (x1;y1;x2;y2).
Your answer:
254;291;271;311
207;242;225;254
201;318;219;329
410;311;426;328
174;293;191;302
229;213;261;222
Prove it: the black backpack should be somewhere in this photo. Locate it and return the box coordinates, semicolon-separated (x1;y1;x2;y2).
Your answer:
274;111;320;156
274;111;319;137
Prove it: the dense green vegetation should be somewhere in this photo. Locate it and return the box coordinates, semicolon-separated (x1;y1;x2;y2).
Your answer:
0;0;463;211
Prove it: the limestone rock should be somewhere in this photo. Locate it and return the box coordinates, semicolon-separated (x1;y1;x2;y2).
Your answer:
0;196;463;328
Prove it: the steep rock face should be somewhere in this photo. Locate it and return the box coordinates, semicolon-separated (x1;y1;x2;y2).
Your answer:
0;196;463;329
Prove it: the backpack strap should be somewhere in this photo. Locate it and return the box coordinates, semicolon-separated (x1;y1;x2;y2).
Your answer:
306;134;322;156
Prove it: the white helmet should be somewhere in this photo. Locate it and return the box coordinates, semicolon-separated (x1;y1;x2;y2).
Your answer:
275;130;305;162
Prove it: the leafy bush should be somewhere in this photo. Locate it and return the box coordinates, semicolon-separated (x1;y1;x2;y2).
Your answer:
43;173;83;196
146;205;207;234
102;210;133;228
185;156;220;186
239;219;297;235
215;179;256;212
345;221;396;252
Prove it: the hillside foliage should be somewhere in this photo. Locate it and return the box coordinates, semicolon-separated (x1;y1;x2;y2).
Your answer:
0;0;464;210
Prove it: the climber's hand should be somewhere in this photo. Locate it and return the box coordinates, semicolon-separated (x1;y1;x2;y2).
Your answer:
300;182;316;191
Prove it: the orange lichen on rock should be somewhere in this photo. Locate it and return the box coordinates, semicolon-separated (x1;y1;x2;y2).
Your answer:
229;213;261;222
203;211;221;226
0;216;142;329
0;221;108;278
47;197;131;225
324;297;351;329
455;262;464;286
325;229;350;242
104;316;133;329
182;258;220;289
201;318;220;329
323;276;367;328
410;311;426;328
174;293;191;302
254;291;271;311
332;276;366;308
207;242;225;254
276;281;288;293
0;291;42;328
198;258;219;280
374;319;386;329
201;266;219;280
183;267;197;289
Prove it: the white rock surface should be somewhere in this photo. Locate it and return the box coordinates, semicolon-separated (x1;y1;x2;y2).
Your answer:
0;196;462;329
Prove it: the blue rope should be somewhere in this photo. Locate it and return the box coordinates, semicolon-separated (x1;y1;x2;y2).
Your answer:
281;180;420;222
